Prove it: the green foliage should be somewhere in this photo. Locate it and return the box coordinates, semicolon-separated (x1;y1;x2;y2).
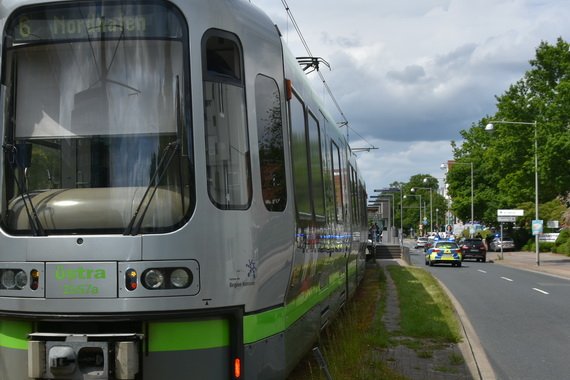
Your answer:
392;175;448;235
446;38;570;226
553;229;570;255
541;199;567;230
524;241;555;252
387;266;461;343
480;229;493;239
288;267;406;380
557;228;570;242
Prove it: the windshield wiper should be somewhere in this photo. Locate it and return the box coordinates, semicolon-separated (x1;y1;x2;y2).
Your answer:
2;143;46;236
123;140;180;236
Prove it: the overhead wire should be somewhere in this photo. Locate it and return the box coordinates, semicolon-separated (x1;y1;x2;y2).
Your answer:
279;0;376;151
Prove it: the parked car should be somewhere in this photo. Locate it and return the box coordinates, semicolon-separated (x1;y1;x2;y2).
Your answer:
490;237;515;252
459;238;487;262
415;237;428;249
425;240;463;267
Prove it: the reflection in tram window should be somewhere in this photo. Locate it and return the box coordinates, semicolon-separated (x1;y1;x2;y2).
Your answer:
255;75;287;211
1;2;192;235
202;31;251;209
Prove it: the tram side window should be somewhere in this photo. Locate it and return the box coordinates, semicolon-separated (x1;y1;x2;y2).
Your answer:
307;112;325;221
350;166;357;222
360;182;367;226
202;31;251;209
320;119;336;223
289;93;311;219
331;142;344;223
255;75;287;211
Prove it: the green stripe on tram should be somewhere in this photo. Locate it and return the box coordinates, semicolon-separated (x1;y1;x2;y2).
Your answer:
0;320;31;350
151;270;351;350
244;307;285;343
148;319;229;352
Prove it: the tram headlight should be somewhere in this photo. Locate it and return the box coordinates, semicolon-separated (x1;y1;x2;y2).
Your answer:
0;269;28;290
170;268;192;288
141;267;193;290
142;269;165;289
15;270;28;289
1;270;16;289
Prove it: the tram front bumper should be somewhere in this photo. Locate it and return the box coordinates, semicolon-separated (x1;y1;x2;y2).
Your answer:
28;333;141;380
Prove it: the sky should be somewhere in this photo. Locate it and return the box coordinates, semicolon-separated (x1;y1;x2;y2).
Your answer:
250;0;570;196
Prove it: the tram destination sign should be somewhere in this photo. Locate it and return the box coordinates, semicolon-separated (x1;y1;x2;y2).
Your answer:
9;3;182;43
497;209;524;217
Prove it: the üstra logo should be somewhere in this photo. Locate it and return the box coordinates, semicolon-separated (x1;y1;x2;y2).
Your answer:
55;265;107;281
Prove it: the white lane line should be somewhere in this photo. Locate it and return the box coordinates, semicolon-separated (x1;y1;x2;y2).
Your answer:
501;277;513;282
478;269;487;274
533;288;549;295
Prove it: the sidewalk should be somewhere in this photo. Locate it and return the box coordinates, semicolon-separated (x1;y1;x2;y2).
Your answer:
489;250;570;279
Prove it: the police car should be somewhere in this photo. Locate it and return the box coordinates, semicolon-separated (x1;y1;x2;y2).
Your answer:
425;239;463;267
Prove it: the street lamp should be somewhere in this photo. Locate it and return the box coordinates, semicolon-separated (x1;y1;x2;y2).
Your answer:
404;194;422;236
411;184;433;233
436;208;439;231
441;161;474;237
485;120;540;266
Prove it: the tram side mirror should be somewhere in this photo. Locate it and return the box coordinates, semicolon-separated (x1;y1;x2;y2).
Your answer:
15;142;32;168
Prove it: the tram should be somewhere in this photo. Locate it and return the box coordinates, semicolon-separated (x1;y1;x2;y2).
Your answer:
0;0;368;378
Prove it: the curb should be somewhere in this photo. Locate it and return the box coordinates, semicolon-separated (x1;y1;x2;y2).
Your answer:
435;278;496;380
489;251;570;280
381;256;497;380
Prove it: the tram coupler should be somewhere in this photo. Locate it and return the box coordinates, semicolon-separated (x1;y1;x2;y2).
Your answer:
28;333;141;380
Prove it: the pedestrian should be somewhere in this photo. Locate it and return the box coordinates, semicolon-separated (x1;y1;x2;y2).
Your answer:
374;223;380;242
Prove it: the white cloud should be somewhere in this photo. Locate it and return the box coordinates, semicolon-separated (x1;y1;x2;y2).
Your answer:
250;0;570;193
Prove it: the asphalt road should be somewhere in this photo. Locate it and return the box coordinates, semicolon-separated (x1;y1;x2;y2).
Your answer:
408;245;570;380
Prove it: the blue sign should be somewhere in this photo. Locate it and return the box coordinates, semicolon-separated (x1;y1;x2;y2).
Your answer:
531;220;543;236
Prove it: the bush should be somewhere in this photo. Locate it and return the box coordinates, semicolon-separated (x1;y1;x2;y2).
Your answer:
555;229;570;245
525;241;556;253
553;242;570;255
553;229;570;255
519;229;570;254
539;242;555;252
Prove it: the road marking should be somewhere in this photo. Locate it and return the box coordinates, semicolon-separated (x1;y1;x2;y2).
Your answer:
501;277;513;282
532;288;549;295
477;269;487;274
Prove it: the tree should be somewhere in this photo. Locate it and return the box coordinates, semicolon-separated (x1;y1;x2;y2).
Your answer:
393;175;447;235
448;37;570;228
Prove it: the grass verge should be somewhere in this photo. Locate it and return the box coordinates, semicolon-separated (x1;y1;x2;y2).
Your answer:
387;265;462;343
288;264;465;379
287;265;406;380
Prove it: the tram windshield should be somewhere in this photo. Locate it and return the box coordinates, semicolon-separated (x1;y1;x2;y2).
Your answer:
0;2;192;235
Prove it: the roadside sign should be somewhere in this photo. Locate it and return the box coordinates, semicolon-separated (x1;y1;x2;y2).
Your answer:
532;220;543;236
497;209;524;216
540;233;559;242
497;216;516;222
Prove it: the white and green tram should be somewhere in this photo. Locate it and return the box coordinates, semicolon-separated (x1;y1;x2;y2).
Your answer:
0;0;368;378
